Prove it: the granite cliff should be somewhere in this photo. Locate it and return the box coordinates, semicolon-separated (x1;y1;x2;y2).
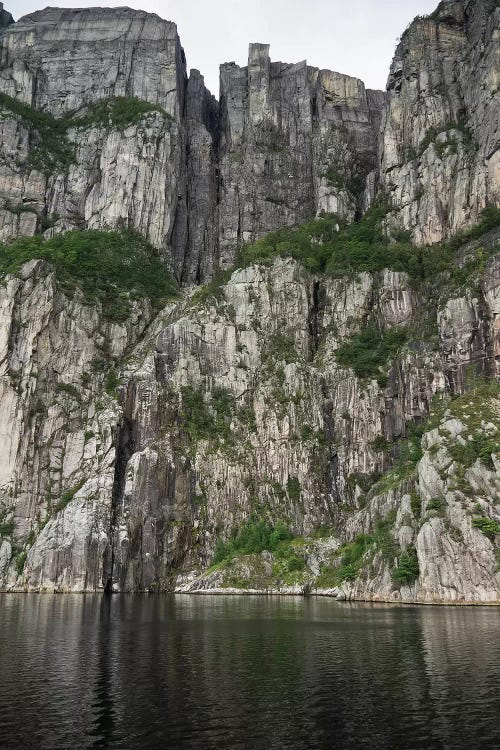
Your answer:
0;0;499;603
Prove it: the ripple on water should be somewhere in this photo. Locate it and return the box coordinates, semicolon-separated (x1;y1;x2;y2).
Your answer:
0;595;499;749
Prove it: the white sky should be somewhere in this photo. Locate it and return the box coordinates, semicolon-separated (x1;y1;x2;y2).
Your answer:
8;0;439;96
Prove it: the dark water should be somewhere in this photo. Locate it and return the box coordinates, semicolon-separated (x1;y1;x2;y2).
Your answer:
1;596;499;750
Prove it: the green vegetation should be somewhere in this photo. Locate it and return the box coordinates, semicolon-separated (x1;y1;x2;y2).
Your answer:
105;369;119;396
286;477;301;504
0;93;171;173
52;480;86;515
181;385;235;444
410;493;422;518
67;97;170;131
264;333;298;365
317;523;393;586
189;270;232;306
393;546;419;584
472;517;500;540
442;379;500;472
233;203;500;286
447;432;498;471
56;382;80;400
191;205;500;318
322;149;372;202
237;203;420;276
337;534;373;581
0;92;74;171
371;436;392;454
427;497;445;512
14;550;28;575
213;518;293;566
0;229;177;322
374;511;399;561
371;378;500;500
334;324;407;381
417;121;476;158
0;514;14;538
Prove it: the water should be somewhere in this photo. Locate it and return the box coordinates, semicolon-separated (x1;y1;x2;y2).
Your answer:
0;595;499;749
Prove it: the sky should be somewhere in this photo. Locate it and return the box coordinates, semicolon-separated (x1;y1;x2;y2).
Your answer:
9;0;439;96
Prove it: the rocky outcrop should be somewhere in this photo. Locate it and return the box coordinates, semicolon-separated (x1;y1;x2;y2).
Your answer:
216;45;385;268
1;225;498;600
0;6;384;281
0;7;190;278
0;3;12;29
377;0;499;243
0;259;156;591
1;2;497;274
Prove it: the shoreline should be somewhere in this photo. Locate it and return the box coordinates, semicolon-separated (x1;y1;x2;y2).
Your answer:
1;587;500;607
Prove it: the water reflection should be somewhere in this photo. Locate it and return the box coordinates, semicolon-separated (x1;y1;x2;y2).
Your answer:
0;595;499;749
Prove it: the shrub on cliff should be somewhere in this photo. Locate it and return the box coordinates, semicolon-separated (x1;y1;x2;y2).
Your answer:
0;229;177;321
334;324;408;381
213;519;293;565
235;203;500;285
393;546;420;585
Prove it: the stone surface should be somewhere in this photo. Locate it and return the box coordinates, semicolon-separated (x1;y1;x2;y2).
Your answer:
216;47;385;268
0;6;384;281
1;245;498;601
377;0;500;243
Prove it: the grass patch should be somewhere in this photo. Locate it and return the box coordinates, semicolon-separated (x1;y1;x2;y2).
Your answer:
189;270;232;306
52;480;86;515
334;324;407;381
237;203;421;276
427;497;446;513
448;434;499;471
0;93;171;173
286;477;301;504
417;121;476;158
236;202;500;281
68;97;170;131
472;517;500;540
0;515;14;538
56;382;80;400
0;229;177;322
0;92;74;171
105;369;120;397
213;518;293;566
180;386;235;445
263;333;298;365
14;550;27;576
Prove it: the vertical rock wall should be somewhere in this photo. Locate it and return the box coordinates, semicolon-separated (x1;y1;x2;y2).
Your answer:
0;7;385;281
378;0;499;243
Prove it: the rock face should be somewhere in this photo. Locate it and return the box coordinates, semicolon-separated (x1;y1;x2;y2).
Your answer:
0;6;384;281
1;228;499;601
0;7;190;277
0;1;499;602
377;0;500;243
216;45;385;268
0;3;12;29
1;3;497;273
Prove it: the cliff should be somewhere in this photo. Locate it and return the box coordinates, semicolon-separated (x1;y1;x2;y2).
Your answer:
0;6;384;282
377;0;499;242
0;1;499;603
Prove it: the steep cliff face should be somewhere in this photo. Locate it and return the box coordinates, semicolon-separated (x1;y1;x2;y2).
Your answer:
0;6;384;281
217;45;385;268
377;0;499;243
0;7;192;277
1;219;499;601
0;1;499;601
